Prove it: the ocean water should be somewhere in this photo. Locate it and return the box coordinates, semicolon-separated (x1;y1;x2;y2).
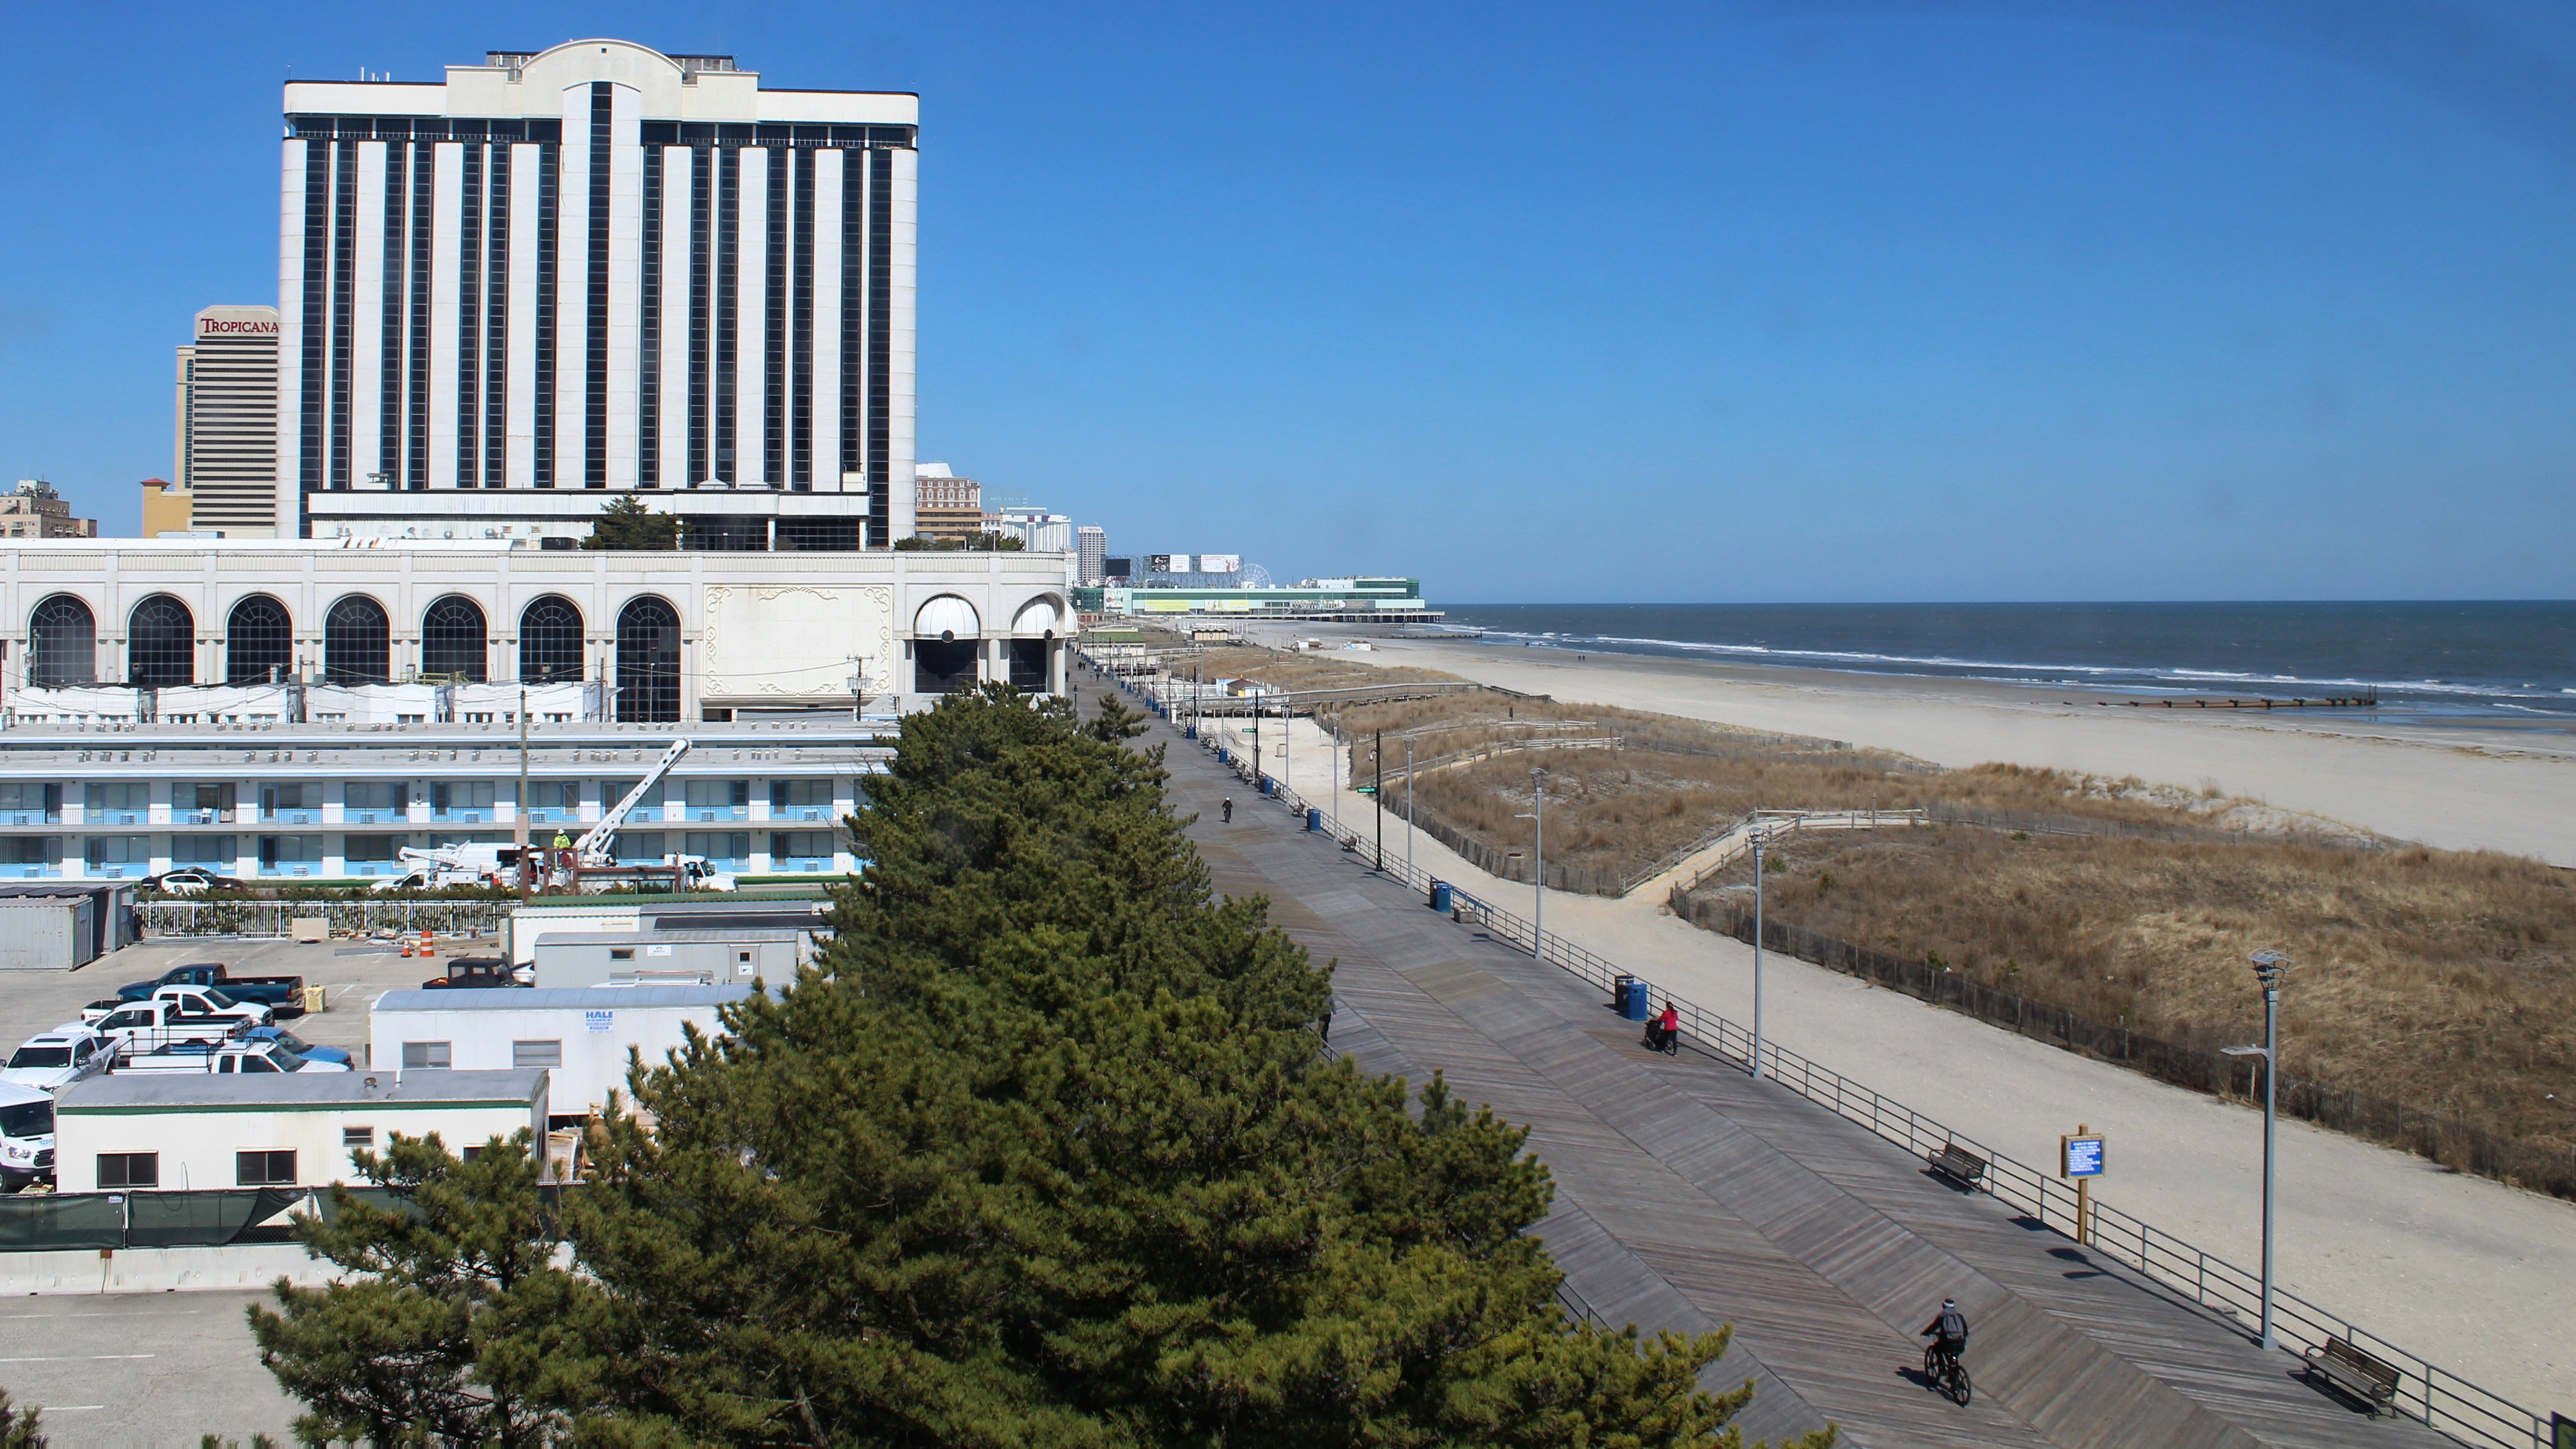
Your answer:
1436;602;2576;729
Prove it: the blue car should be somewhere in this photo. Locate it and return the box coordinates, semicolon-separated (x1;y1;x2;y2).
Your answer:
242;1025;353;1067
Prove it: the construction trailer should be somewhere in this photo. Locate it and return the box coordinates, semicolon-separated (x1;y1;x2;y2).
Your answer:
0;883;139;971
51;1069;549;1193
369;986;752;1124
530;930;810;989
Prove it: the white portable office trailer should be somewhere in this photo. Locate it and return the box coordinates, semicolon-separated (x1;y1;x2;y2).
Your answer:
51;1069;548;1193
530;930;809;988
371;986;750;1123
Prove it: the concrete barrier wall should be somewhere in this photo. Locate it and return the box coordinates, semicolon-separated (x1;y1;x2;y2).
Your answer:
0;1244;336;1296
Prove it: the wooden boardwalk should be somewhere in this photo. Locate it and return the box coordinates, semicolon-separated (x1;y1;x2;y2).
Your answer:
1141;705;2455;1449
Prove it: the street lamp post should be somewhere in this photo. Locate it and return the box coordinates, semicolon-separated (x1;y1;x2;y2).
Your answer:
1529;767;1545;960
1404;735;1414;884
1751;827;1766;1082
2225;950;2293;1350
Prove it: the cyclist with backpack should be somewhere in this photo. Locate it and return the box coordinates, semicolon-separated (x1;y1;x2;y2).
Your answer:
1920;1298;1971;1403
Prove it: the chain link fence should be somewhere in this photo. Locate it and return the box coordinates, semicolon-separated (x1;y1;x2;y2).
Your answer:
141;900;508;939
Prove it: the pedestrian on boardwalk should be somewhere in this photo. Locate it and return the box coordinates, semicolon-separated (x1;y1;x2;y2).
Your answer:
1222;797;1234;824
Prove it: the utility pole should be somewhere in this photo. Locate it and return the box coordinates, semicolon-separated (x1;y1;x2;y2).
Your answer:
1751;828;1765;1081
847;655;867;722
515;686;532;904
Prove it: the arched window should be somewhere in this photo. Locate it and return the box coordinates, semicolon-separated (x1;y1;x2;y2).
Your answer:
518;596;584;684
27;595;95;687
420;595;488;683
126;595;196;689
224;595;295;685
323;595;391;685
615;596;681;723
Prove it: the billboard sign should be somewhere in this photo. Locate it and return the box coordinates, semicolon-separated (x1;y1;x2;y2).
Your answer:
1196;554;1241;574
1147;554;1175;574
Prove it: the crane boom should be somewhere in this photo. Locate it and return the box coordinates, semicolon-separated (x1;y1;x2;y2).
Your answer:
574;738;692;865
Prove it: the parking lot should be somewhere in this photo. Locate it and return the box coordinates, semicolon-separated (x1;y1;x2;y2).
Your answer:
0;1291;298;1441
2;932;511;1440
1;929;506;1073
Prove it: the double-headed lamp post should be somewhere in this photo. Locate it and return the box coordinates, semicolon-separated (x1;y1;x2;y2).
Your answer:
1529;768;1545;959
2223;950;2292;1350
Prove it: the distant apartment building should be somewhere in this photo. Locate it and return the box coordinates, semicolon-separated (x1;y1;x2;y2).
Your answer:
174;306;281;535
911;462;985;543
0;482;96;540
1076;525;1105;585
140;478;194;537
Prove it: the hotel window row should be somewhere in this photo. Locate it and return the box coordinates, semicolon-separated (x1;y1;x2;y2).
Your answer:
280;111;914;517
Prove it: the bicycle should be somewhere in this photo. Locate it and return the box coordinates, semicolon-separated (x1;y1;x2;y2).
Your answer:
1922;1343;1972;1406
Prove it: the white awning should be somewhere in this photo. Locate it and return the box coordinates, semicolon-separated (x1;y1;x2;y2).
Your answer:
912;594;981;641
1010;596;1063;638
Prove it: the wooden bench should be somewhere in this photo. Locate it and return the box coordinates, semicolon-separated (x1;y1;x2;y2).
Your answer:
2304;1336;2400;1418
1927;1143;1987;1190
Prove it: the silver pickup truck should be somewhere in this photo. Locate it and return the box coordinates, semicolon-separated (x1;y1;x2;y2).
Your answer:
118;1039;349;1075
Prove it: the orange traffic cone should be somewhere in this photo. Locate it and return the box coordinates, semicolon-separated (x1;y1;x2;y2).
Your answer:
418;929;437;959
399;939;415;957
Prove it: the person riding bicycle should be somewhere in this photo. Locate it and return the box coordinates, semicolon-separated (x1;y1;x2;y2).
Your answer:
1221;797;1234;824
1921;1299;1968;1364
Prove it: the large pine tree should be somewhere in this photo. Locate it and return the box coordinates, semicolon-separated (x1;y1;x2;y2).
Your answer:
256;687;1818;1447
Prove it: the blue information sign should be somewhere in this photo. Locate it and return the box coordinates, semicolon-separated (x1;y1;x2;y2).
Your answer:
2063;1136;2105;1178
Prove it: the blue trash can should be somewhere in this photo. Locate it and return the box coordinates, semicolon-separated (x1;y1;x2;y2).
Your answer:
1306;807;1321;832
1431;881;1452;913
1619;977;1650;1021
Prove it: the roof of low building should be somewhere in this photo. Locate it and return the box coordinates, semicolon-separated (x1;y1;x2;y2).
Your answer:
58;1068;546;1111
530;930;805;946
373;985;756;1013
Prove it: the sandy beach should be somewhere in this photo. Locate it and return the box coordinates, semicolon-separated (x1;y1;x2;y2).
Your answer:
1239;626;2576;866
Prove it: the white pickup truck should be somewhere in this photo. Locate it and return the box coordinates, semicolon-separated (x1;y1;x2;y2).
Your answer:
82;998;255;1057
83;985;274;1032
118;1039;349;1075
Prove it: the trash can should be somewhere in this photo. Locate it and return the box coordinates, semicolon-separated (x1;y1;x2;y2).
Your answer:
1306;807;1321;832
1624;979;1651;1021
1612;973;1635;1013
1431;881;1453;914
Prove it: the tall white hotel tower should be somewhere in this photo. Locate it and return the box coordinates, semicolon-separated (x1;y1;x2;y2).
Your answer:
276;41;917;547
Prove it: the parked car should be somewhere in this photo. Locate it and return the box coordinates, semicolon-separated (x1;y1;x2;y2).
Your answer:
140;869;247;895
81;999;255;1056
0;1082;54;1190
421;955;532;990
2;1026;115;1091
240;1025;353;1067
119;1040;348;1075
115;963;308;1017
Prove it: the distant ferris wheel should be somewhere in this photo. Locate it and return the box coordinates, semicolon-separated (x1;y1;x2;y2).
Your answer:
1239;563;1273;588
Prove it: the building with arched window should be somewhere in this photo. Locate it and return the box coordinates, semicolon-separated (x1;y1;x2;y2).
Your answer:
1;539;1067;725
324;596;392;685
126;595;197;689
420;596;489;683
225;595;294;685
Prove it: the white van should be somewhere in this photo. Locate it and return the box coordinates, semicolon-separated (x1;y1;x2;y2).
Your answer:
0;1080;55;1190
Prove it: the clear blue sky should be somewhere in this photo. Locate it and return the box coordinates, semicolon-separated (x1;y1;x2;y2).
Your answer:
4;2;2572;602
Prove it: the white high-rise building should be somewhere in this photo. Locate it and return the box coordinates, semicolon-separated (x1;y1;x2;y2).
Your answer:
1076;525;1105;585
175;306;282;536
276;41;917;546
